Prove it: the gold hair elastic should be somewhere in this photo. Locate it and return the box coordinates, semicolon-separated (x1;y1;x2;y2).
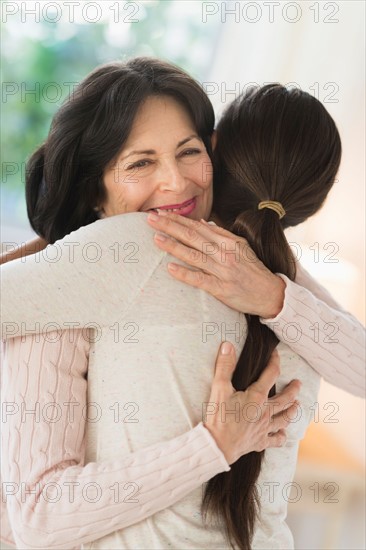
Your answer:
258;201;286;219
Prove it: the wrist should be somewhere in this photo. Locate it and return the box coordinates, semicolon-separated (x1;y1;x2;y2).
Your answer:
202;422;233;465
260;275;286;319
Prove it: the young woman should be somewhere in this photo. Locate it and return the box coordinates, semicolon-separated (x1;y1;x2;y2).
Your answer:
1;58;364;549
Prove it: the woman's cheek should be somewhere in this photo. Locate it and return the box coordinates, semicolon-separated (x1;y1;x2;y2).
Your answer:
189;158;213;189
201;156;213;188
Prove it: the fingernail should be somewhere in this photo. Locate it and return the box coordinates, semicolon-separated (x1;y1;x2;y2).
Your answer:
168;263;178;271
157;210;168;216
221;342;232;355
148;213;159;222
154;232;167;242
200;218;209;224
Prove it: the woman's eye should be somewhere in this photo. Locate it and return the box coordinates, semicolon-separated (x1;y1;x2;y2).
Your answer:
128;159;152;170
181;148;201;157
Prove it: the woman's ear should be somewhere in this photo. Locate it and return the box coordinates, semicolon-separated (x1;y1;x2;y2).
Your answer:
211;130;217;151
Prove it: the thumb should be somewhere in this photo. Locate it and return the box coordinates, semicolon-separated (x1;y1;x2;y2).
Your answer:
212;342;236;387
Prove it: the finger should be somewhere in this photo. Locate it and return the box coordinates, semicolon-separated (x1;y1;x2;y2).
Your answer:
205;343;236;420
166;262;224;296
267;429;287;448
147;211;238;260
211;342;237;388
201;218;256;263
147;211;214;249
268;379;302;412
270;402;299;431
200;218;242;240
250;350;281;396
153;231;221;277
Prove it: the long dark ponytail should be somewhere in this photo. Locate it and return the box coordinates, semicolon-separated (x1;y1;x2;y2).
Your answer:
201;84;342;549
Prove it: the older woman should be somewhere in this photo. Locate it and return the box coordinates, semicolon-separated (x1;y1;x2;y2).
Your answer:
1;58;364;549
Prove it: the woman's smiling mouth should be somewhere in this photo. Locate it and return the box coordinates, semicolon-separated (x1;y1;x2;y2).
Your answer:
146;197;197;216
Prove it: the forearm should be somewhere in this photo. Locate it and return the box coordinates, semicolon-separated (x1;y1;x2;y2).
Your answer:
1;226;116;339
2;332;229;549
260;267;365;397
4;424;226;550
1;213;164;340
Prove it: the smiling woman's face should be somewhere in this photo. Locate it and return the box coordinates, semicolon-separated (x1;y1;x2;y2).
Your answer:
101;95;213;220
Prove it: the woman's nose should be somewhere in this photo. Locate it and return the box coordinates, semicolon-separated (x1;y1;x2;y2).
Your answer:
157;159;187;193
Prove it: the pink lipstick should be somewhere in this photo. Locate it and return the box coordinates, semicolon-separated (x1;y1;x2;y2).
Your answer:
147;197;197;217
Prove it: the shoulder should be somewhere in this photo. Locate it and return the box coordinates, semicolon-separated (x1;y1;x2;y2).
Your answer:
0;213;165;295
55;212;156;249
36;212;164;270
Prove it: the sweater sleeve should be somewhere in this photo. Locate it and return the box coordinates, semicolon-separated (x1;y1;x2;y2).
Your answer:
260;263;365;397
0;500;16;548
1;330;230;550
0;213;166;340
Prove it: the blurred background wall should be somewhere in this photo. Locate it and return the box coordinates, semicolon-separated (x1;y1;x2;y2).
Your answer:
1;1;365;549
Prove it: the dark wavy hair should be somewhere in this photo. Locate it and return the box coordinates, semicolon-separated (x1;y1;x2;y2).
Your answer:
26;57;215;243
202;84;342;549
